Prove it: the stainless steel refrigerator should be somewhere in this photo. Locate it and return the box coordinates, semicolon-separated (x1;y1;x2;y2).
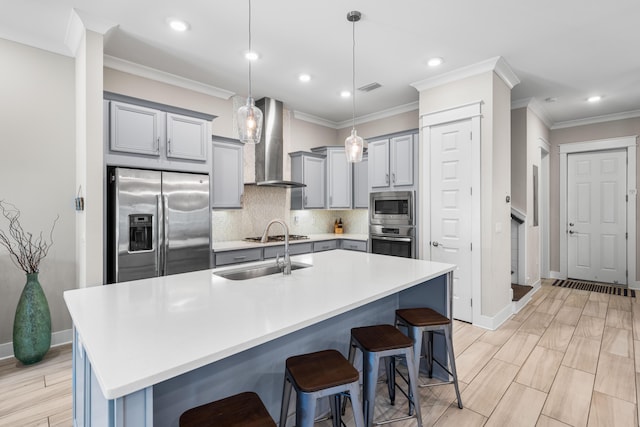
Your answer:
107;167;211;283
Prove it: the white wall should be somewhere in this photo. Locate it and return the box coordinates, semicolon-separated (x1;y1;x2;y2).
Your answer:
0;39;76;346
418;71;512;319
549;116;640;278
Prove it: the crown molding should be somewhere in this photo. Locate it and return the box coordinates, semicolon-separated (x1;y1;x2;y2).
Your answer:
411;56;520;92
511;97;553;129
65;9;117;57
103;56;235;100
551;109;640;130
293;101;419;129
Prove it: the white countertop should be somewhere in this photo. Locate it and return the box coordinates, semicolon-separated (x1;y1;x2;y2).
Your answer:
64;250;454;400
212;233;368;252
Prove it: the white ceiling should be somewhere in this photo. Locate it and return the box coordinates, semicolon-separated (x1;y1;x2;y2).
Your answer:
3;0;640;128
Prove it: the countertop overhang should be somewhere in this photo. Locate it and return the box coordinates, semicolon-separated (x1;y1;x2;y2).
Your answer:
64;250;454;400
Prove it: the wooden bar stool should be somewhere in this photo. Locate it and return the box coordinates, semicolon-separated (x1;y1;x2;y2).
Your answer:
179;391;276;427
395;307;462;409
280;349;365;427
348;324;422;427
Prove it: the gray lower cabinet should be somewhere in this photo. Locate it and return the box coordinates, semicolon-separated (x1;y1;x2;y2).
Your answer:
340;239;367;252
313;240;339;252
264;242;313;259
214;248;262;266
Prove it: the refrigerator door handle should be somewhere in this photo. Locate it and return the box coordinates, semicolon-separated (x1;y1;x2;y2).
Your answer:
163;195;169;275
156;195;163;277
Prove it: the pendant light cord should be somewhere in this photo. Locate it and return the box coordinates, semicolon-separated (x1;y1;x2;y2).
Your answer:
248;0;252;98
351;17;356;131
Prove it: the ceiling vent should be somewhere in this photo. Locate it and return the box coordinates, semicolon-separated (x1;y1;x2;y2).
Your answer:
358;82;382;92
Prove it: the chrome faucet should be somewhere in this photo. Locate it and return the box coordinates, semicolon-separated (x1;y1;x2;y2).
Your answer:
261;219;291;275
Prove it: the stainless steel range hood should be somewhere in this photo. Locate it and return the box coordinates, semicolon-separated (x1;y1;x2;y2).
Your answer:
254;98;305;188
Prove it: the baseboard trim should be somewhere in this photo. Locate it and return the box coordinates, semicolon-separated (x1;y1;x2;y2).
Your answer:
548;271;564;279
473;302;513;331
0;329;73;361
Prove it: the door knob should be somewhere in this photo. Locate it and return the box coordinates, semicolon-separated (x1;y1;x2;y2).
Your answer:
568;230;575;234
432;241;439;247
569;222;574;226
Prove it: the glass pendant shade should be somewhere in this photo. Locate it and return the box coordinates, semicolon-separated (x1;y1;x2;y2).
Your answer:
345;128;364;163
237;96;263;144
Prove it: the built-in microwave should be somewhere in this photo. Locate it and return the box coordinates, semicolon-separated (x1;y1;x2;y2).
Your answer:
369;191;414;226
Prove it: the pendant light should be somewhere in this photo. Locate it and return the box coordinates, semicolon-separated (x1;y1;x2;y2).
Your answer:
237;0;263;144
344;10;364;163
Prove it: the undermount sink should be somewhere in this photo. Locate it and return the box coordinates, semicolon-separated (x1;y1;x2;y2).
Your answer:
214;262;311;281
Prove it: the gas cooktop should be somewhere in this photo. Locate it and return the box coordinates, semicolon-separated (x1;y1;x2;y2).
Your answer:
244;235;309;243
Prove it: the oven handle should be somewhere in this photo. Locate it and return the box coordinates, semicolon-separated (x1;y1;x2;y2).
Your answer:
370;235;413;243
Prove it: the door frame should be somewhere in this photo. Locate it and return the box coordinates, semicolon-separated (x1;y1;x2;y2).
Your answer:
559;136;637;286
539;138;550;279
421;101;482;325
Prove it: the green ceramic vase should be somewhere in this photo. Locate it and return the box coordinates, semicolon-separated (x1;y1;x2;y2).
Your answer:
13;272;51;365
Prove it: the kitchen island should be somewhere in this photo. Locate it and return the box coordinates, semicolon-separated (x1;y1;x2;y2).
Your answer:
64;250;455;427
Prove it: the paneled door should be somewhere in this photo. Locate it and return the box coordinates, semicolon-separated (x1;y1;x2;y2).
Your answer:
430;119;473;322
567;150;627;284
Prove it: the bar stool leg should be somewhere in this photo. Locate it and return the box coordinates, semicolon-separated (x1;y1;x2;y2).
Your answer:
280;376;292;427
362;351;380;427
384;356;396;405
346;382;366;427
329;394;341;427
405;324;423;381
296;392;317;427
404;348;423;427
444;325;463;409
427;331;434;378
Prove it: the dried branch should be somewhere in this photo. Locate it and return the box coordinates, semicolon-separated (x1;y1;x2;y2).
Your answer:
0;200;58;274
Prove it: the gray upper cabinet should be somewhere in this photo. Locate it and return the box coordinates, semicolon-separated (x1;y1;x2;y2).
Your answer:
312;147;352;209
108;99;210;163
368;133;416;190
211;138;244;209
290;151;326;209
166;113;208;161
110;101;163;156
353;154;368;208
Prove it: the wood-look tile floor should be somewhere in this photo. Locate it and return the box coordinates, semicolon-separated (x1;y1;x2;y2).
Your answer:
1;279;639;426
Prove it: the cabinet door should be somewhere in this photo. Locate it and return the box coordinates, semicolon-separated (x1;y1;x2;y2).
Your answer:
212;140;244;208
368;139;390;189
303;156;326;209
166;113;208;161
353;156;368;208
390;134;414;187
327;149;352;209
110;101;162;156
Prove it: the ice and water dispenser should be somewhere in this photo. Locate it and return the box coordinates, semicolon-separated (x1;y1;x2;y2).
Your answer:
129;214;153;252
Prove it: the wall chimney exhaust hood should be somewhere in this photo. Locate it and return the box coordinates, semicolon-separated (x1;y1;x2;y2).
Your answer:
254;98;306;188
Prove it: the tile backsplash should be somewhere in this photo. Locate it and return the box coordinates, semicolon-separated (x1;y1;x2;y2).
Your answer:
211;185;368;241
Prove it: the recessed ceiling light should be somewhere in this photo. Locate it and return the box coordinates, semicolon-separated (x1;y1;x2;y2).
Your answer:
167;18;189;32
299;74;311;82
340;90;351;98
427;57;443;67
245;51;259;61
587;95;602;103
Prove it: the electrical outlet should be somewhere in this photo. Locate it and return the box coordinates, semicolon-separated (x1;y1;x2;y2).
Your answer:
293;215;299;224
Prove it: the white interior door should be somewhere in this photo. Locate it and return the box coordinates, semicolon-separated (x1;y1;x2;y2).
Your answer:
430;120;473;322
567;150;627;284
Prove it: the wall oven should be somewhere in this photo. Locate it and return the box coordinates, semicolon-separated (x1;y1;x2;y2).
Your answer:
369;191;416;258
369;225;416;259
